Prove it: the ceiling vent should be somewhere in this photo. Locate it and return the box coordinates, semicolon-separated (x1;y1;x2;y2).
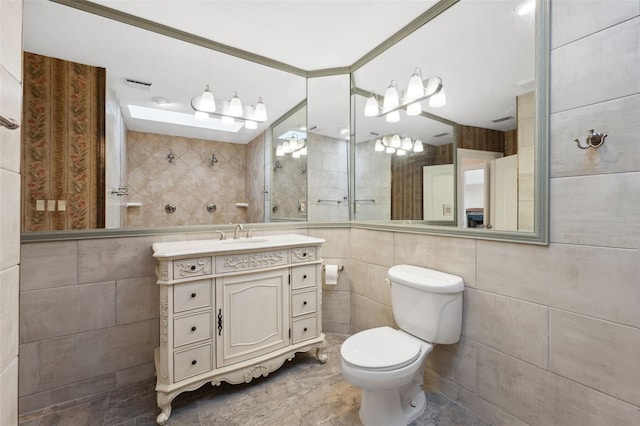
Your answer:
433;132;449;137
491;115;514;123
125;78;152;90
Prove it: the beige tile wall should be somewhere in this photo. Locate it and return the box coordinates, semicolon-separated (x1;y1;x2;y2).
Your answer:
126;131;248;227
348;3;640;425
1;0;22;424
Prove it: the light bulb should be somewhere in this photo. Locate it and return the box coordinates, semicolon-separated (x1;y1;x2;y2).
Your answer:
429;88;446;108
396;149;407;156
364;94;379;116
391;134;401;148
199;85;216;112
413;139;424;153
402;136;413;150
383;81;399;110
289;136;298;151
194;111;209;122
229;91;243;117
276;144;284;157
245;120;257;129
254;97;267;121
221;115;234;126
406;102;422;116
386;110;400;123
374;138;384;152
281;139;290;153
385;146;396;154
406;68;424;100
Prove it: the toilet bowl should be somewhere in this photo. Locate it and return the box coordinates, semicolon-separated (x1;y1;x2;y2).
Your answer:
340;265;463;426
341;327;433;426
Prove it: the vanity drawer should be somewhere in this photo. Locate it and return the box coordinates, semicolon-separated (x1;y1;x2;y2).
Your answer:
174;343;212;382
173;311;212;348
173;280;212;313
291;289;317;317
292;316;318;343
173;257;212;279
215;249;288;273
291;265;317;290
291;246;317;263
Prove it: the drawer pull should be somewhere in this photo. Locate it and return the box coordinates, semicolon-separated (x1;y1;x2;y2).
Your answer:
191;293;196;298
191;360;197;365
217;309;223;336
191;326;197;332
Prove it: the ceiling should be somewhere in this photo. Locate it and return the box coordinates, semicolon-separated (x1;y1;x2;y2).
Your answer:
23;0;535;146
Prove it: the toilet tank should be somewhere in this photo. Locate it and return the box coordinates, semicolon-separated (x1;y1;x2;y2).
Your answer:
388;265;464;344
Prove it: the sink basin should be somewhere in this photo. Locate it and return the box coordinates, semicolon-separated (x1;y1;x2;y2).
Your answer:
222;238;269;244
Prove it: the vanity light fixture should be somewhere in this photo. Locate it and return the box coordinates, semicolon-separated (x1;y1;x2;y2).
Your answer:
365;71;446;122
374;134;424;156
228;91;243;117
191;86;267;128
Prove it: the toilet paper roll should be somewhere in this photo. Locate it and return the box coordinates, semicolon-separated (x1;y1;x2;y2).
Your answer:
324;264;339;285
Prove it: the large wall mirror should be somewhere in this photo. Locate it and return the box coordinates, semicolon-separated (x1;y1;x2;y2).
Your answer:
21;0;307;233
22;0;548;244
352;0;547;242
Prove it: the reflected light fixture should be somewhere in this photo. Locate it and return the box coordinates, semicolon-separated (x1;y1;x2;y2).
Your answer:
228;91;243;117
365;71;446;122
364;93;380;117
254;97;267;121
383;80;400;110
428;87;446;108
199;86;216;112
191;86;267;128
374;134;425;155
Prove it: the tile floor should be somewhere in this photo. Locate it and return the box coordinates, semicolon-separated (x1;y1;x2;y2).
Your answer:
18;334;491;426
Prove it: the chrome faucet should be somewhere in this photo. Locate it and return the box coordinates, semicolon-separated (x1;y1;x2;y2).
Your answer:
233;223;244;239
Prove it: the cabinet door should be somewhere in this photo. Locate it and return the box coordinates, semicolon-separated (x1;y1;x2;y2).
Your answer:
216;269;289;367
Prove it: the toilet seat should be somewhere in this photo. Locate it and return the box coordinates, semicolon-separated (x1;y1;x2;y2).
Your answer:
341;327;422;372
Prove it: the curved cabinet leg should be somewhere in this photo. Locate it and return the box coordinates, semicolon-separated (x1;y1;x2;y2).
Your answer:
156;391;173;425
315;339;328;364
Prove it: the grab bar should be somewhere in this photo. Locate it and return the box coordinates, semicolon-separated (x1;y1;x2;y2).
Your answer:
355;199;376;203
0;113;19;130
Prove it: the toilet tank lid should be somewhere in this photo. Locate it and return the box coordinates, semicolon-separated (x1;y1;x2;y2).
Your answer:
388;265;464;293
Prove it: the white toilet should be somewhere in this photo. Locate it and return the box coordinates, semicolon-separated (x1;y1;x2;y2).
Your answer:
340;264;464;426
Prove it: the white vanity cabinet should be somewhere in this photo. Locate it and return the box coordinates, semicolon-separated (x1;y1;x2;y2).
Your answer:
152;235;326;425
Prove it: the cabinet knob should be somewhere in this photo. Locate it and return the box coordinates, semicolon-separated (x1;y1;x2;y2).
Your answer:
191;293;196;298
191;360;197;365
303;301;307;306
303;274;307;279
190;265;196;271
302;252;307;257
191;326;197;332
303;327;308;332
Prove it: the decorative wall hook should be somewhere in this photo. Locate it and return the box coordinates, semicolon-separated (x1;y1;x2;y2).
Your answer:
210;153;218;166
574;129;607;149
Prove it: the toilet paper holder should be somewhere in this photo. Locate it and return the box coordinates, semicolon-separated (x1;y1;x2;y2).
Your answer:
323;264;344;272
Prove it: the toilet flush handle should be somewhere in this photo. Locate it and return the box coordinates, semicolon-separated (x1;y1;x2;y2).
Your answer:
384;278;391;287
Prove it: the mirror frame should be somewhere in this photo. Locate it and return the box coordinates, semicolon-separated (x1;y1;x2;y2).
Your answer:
22;0;548;245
